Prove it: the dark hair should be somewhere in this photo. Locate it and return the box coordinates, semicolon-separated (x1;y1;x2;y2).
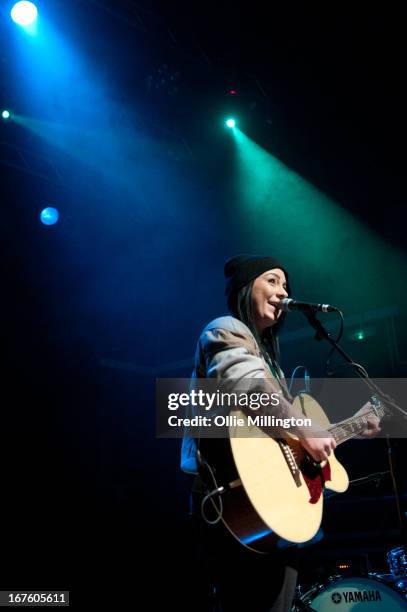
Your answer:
229;280;286;370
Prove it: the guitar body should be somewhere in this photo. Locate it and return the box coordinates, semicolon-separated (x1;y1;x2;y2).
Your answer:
199;394;349;553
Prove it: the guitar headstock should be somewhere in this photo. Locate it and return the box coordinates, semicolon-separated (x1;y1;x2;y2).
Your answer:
370;395;385;420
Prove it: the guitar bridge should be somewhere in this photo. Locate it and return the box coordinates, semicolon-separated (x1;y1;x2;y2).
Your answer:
279;439;302;487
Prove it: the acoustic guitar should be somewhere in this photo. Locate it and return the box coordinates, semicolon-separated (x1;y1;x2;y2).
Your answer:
198;393;384;553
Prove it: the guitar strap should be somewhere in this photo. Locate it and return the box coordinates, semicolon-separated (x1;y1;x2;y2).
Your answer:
263;355;292;402
298;393;308;417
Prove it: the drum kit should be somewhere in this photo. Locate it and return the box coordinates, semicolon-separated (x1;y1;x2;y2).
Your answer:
293;546;407;611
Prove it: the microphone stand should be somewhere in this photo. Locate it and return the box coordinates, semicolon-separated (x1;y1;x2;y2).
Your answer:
303;310;407;549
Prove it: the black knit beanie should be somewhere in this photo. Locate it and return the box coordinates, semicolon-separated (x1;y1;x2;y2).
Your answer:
225;255;289;310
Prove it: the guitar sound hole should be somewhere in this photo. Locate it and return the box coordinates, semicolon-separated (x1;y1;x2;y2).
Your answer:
300;456;322;478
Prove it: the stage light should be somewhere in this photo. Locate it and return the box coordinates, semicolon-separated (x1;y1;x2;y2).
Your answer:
11;2;38;27
40;207;59;226
1;110;11;120
355;330;366;341
226;118;236;129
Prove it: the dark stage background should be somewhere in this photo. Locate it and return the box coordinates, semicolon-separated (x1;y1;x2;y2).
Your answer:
1;0;407;607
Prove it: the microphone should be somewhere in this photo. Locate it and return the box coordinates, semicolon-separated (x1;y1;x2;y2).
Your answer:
277;298;337;313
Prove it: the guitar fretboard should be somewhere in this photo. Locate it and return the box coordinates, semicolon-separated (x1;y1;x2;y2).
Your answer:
328;406;384;445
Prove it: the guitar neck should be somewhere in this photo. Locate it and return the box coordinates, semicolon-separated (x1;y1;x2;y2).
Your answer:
328;406;383;445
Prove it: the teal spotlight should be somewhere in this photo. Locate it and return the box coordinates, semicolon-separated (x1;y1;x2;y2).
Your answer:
226;118;236;129
11;2;38;27
1;110;11;120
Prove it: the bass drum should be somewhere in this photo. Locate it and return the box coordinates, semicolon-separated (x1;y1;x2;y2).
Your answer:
300;574;407;611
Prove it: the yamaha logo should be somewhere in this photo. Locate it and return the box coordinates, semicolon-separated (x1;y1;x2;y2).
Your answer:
330;590;382;604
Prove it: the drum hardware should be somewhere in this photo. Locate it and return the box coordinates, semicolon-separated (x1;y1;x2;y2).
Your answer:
395;578;407;592
291;585;318;612
387;546;407;578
